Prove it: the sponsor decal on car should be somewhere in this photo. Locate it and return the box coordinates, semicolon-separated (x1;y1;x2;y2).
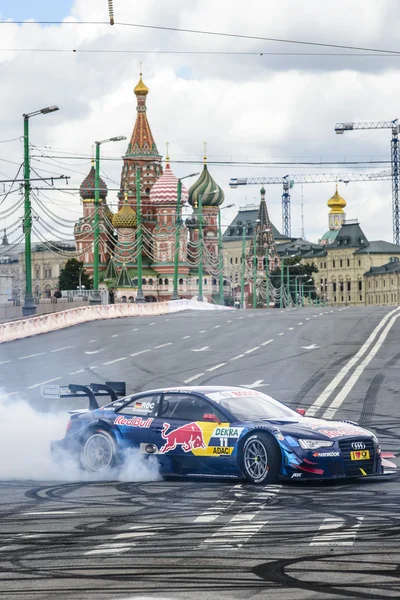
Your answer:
291;473;302;478
133;401;155;412
212;427;243;438
114;416;154;428
318;427;370;439
159;422;207;453
313;451;340;457
206;390;263;402
208;446;234;456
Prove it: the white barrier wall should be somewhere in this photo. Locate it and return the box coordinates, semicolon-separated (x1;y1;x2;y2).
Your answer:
0;300;230;344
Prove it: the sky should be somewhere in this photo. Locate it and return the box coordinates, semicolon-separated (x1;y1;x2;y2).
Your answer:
1;0;400;246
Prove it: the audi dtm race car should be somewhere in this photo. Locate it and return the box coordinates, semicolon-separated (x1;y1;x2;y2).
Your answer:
47;382;395;484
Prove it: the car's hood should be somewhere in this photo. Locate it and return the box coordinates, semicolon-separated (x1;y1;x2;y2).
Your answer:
247;417;373;440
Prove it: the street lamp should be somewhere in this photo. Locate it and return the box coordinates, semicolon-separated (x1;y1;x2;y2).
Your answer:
22;105;60;317
218;203;234;305
197;190;218;301
90;135;126;305
172;172;199;301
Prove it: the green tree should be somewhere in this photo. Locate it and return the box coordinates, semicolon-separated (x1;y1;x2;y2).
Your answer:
58;259;92;291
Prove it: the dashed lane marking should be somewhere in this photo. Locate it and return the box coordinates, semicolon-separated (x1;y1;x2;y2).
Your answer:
26;377;62;390
69;369;84;375
194;500;235;523
310;517;363;546
226;320;232;323
184;373;205;383
306;318;310;320
191;346;209;352
183;335;191;339
245;347;259;354
288;327;294;330
230;354;245;361
199;330;207;333
103;357;127;365
298;322;303;325
132;328;139;332
51;346;73;353
111;334;118;338
154;342;173;349
0;360;10;365
85;349;104;355
261;339;273;346
88;339;97;343
24;511;77;515
278;332;284;336
19;353;45;360
214;325;220;328
149;323;155;326
207;363;227;372
130;349;151;357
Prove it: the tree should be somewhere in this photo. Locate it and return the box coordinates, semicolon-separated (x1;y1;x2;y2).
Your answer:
270;256;318;305
58;259;92;291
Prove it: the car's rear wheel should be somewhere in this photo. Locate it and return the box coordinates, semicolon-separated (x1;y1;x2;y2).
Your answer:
81;430;117;473
240;432;280;484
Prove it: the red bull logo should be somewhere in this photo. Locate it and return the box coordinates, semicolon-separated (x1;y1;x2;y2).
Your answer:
160;422;206;453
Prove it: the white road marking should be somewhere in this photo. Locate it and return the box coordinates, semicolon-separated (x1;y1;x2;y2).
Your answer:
302;344;320;350
111;334;118;338
183;335;191;339
184;373;205;383
278;332;284;336
26;377;62;390
132;329;139;332
298;322;303;325
306;306;400;417
0;391;17;399
245;347;259;354
165;319;170;321
230;354;245;361
194;500;235;523
214;325;221;329
199;329;207;333
89;365;98;369
51;346;73;353
103;357;127;365
154;342;173;349
191;346;209;352
69;369;84;375
226;320;232;323
306;317;310;321
149;322;155;326
310;517;363;546
88;339;97;343
238;316;244;319
0;360;10;365
24;511;77;515
261;339;273;346
288;327;294;330
130;349;151;357
323;312;400;419
207;363;227;372
85;349;104;355
19;353;45;360
240;380;269;389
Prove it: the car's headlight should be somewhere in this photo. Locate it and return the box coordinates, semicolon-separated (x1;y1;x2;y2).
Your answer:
298;439;334;450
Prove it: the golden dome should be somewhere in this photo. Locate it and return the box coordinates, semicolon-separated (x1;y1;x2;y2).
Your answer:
112;203;137;228
327;184;346;214
134;73;149;96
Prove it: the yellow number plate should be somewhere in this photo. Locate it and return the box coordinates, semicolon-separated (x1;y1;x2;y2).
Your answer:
350;450;370;461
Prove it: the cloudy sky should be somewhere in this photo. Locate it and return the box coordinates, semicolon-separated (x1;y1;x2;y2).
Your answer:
1;0;400;245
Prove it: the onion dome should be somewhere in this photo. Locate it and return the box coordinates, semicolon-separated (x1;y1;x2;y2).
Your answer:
80;163;108;201
101;203;114;224
328;184;346;214
112;203;137;228
149;162;188;204
188;164;224;207
134;73;149;96
260;186;266;195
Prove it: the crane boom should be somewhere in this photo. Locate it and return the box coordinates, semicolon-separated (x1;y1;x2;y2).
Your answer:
230;172;391;187
335;120;399;133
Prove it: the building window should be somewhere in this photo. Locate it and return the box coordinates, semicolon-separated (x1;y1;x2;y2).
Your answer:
164;278;168;285
339;281;344;292
375;281;378;288
368;281;371;289
204;279;208;285
324;262;326;268
212;278;217;285
347;259;350;267
333;282;337;292
347;281;351;291
235;257;238;264
383;279;386;287
340;259;343;267
360;295;362;301
159;278;163;285
149;278;153;286
358;260;361;266
341;296;344;302
333;260;336;267
179;278;183;285
320;262;323;269
334;295;337;302
230;257;233;264
348;295;351;301
358;281;362;291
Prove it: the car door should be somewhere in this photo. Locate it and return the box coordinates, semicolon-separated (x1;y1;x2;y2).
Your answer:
150;392;234;475
113;393;160;450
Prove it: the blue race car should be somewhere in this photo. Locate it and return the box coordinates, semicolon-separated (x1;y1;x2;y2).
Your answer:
49;382;383;484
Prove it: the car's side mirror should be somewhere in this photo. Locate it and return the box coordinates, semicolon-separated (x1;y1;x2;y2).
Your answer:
203;413;220;423
296;408;306;416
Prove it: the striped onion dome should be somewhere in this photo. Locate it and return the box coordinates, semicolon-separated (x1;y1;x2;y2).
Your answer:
149;163;188;204
80;164;108;201
112;203;137;228
188;164;224;207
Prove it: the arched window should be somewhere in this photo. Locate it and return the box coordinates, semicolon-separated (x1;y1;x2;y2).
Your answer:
133;278;138;286
212;278;217;285
230;257;233;264
128;296;134;303
204;279;208;285
142;278;146;285
179;278;184;285
149;278;153;285
164;278;168;285
235;257;238;264
159;278;163;285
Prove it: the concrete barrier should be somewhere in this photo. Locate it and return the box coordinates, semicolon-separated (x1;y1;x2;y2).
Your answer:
0;299;230;343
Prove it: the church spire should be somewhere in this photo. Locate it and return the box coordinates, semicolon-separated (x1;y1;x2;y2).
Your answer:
126;70;159;157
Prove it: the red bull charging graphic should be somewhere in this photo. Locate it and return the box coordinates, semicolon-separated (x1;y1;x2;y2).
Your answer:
160;422;207;453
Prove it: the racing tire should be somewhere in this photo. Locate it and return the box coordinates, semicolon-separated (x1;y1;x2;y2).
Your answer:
81;429;117;473
239;432;280;484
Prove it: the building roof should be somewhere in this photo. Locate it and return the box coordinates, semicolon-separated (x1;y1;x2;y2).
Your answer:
320;229;339;243
188;163;224;207
149;162;188;205
112;203;137;228
223;207;288;242
327;185;346;214
330;221;369;249
355;240;400;254
365;257;400;276
0;240;76;261
276;238;325;258
80;164;108;201
126;74;159;157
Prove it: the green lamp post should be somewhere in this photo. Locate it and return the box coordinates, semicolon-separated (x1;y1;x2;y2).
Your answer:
196;190;218;302
135;165;145;303
22;105;59;317
90;135;126;305
217;203;234;306
252;234;257;308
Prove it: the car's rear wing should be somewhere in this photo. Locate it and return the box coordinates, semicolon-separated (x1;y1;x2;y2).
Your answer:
40;381;127;410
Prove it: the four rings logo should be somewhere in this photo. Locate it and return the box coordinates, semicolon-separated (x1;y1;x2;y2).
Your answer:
351;441;366;450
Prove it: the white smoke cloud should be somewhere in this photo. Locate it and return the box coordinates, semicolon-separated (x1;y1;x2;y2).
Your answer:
0;393;160;482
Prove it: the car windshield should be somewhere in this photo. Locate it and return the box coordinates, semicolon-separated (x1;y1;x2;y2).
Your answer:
208;391;298;421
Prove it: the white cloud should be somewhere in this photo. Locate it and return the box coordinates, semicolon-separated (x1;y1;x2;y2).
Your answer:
1;0;399;244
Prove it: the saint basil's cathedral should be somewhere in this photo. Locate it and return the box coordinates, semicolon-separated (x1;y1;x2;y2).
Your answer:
74;72;279;302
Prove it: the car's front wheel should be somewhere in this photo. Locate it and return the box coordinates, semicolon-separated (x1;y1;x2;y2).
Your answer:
240;432;280;484
81;430;117;473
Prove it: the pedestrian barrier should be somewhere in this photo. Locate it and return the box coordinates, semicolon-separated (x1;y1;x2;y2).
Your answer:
0;299;230;343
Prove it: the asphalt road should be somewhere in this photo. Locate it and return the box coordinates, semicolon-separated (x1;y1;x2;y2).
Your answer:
0;305;399;600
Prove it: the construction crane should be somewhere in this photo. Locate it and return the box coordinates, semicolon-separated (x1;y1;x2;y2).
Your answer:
229;171;391;237
335;120;400;244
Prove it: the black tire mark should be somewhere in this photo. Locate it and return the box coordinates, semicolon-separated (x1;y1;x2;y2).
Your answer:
360;374;385;427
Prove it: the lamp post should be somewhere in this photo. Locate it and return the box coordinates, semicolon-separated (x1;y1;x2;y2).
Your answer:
90;135;126;305
217;203;234;306
172;172;199;301
265;246;270;308
280;259;285;309
22;106;59;317
240;224;246;308
135;165;145;303
197;190;218;301
252;234;257;308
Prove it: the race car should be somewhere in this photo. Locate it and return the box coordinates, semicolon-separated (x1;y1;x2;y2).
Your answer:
48;382;386;484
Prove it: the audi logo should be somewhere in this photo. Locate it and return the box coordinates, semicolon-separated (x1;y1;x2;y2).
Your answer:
351;441;366;450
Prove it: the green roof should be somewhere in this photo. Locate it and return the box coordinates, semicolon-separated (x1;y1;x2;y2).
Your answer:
320;229;339;243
